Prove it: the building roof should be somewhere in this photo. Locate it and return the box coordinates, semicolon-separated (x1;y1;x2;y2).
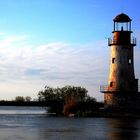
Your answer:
114;13;132;22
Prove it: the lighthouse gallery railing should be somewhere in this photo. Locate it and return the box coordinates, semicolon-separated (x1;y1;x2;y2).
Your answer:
100;85;118;93
108;37;136;46
100;85;140;93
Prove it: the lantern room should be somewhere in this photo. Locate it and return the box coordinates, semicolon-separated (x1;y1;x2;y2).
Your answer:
113;13;132;32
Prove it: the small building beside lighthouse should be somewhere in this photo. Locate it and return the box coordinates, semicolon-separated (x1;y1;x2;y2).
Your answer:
100;13;140;111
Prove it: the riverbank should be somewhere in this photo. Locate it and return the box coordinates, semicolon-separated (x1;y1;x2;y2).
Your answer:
1;101;140;118
71;110;140;118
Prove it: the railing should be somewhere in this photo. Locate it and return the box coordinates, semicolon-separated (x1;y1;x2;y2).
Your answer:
100;85;118;93
100;85;140;93
108;37;136;46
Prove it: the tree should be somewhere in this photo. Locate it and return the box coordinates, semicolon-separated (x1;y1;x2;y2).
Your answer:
38;86;56;102
15;96;25;102
60;86;88;116
25;96;31;102
38;85;88;116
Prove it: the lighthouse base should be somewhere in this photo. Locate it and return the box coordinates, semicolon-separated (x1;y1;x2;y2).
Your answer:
104;92;140;112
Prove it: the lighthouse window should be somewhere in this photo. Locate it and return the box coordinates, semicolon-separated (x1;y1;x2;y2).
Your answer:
112;58;115;63
110;82;113;87
128;58;132;64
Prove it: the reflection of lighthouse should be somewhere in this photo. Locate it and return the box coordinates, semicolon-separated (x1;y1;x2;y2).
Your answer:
100;13;140;111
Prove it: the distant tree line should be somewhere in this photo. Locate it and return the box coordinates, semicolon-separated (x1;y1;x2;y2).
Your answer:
0;96;43;106
14;96;32;102
38;85;103;116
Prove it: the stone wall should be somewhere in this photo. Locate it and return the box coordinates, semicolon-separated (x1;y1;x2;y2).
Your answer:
104;92;140;112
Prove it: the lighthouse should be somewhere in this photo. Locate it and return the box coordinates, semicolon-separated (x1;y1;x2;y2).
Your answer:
100;13;140;111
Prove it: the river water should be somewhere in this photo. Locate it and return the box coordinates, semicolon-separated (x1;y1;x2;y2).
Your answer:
0;106;140;140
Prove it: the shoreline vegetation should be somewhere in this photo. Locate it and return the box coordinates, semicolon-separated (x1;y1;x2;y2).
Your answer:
0;100;140;118
0;85;140;118
38;85;104;117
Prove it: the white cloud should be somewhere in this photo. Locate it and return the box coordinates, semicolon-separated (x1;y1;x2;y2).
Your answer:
0;35;109;100
0;34;139;101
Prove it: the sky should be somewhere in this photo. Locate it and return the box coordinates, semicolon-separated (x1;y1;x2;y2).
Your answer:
0;0;140;101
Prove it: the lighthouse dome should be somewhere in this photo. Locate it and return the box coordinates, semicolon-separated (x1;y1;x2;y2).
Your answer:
114;13;131;22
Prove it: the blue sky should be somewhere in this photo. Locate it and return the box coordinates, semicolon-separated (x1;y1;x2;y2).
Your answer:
0;0;140;100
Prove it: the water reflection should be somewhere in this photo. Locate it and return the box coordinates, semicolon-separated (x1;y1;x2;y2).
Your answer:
38;117;140;140
107;118;140;140
38;118;86;140
0;107;139;140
